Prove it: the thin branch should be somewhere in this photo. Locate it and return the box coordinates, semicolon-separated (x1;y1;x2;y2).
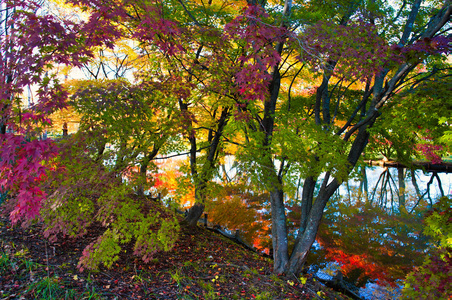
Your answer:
287;65;304;111
391;0;407;25
339;99;374;140
221;135;245;148
280;56;299;78
410;172;436;212
153;146;211;160
331;79;358;126
177;0;201;26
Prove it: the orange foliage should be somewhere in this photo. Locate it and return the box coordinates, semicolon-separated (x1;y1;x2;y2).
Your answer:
152;159;195;208
325;249;393;286
206;186;271;251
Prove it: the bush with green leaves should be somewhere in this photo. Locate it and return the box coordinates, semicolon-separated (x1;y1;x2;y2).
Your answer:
41;132;179;271
402;196;451;299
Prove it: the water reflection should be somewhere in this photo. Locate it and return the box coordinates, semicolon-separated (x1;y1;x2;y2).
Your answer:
313;166;451;298
341;166;451;212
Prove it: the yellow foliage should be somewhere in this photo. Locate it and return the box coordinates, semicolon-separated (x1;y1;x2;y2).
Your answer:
48;106;81;135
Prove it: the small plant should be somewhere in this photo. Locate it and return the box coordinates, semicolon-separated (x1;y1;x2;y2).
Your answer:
132;272;145;284
14;247;29;258
183;260;201;273
0;252;14;273
59;262;71;269
81;286;103;300
269;273;282;283
0;250;39;278
253;290;276;300
170;268;184;287
63;289;77;299
26;276;64;299
198;280;214;292
197;239;208;249
85;272;96;284
243;268;258;278
150;258;159;264
183;260;193;267
132;268;152;294
205;289;218;300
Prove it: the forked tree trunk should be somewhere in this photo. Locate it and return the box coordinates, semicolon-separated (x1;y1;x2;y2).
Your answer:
285;124;372;274
183;108;229;227
287;176;340;273
267;0;447;276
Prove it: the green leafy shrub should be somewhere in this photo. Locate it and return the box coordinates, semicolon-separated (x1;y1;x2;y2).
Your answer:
41;132;179;271
402;197;452;299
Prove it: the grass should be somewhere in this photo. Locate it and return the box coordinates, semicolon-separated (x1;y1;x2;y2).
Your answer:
26;276;73;299
0;248;102;300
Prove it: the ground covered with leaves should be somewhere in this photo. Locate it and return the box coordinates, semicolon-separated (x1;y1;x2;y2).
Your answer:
0;208;351;300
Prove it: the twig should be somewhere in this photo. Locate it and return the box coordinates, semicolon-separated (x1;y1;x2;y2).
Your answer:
193;274;236;280
101;271;114;279
306;286;323;300
204;262;250;271
45;241;50;277
45;241;52;298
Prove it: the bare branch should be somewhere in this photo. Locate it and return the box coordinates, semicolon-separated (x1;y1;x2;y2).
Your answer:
287;65;304;111
177;0;201;26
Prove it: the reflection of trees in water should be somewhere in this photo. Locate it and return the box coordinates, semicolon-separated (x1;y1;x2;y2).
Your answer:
356;166;447;213
409;170;445;212
310;166;448;287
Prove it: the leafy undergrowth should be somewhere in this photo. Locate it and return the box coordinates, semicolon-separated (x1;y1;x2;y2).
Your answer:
0;207;351;300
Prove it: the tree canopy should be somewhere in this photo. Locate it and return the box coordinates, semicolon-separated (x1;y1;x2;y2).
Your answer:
1;0;451;287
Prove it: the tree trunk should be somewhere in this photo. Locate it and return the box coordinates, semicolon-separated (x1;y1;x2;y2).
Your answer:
136;146;160;197
184;201;205;227
270;188;289;274
287;183;336;274
136;162;148;197
299;176;316;235
269;0;448;276
184;107;229;226
397;167;406;209
183;129;201;226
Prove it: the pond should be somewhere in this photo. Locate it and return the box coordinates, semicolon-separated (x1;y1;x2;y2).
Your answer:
341;165;451;211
